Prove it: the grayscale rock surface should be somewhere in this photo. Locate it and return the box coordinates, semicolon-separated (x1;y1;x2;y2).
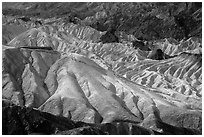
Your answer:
2;2;202;135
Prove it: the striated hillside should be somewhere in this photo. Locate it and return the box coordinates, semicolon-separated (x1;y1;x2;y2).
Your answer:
2;2;202;135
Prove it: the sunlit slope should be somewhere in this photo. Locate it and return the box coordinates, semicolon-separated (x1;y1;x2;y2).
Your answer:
8;25;201;104
3;20;202;132
3;47;201;132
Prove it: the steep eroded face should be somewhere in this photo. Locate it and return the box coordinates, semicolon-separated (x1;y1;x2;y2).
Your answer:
2;2;202;135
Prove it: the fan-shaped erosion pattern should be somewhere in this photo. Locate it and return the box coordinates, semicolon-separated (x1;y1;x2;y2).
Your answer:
2;2;202;135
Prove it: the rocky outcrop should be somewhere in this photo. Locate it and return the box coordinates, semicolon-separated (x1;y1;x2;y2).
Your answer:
2;15;43;44
3;46;202;134
153;38;202;56
3;103;201;135
3;2;201;41
2;103;88;135
2;2;202;135
2;46;61;107
2;24;28;45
